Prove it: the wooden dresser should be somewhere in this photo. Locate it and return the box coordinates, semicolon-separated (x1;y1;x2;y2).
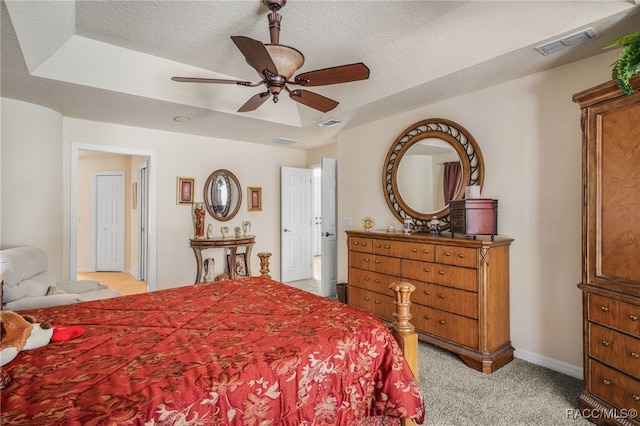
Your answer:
346;230;513;373
574;75;640;426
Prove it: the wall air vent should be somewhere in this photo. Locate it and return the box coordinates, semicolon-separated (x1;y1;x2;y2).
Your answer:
318;119;341;128
268;137;300;146
534;27;598;56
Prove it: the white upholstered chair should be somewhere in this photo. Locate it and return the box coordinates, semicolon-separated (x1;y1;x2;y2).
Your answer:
1;246;120;311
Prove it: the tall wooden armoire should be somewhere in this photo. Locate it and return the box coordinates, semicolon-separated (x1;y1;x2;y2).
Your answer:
574;74;640;426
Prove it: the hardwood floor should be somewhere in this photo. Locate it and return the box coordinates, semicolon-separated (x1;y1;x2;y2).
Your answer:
77;272;147;296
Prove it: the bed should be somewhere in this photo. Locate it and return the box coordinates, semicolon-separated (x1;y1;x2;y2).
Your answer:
0;258;424;425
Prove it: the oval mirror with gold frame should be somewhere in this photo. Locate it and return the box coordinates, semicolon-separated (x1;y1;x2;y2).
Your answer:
382;118;484;229
204;169;242;222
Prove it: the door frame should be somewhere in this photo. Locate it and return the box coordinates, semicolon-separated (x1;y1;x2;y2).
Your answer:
70;143;157;291
137;161;149;281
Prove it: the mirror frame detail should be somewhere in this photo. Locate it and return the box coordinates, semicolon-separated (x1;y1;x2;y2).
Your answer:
382;118;485;228
204;169;242;222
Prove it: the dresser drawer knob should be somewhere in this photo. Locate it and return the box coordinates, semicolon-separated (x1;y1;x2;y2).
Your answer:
630;314;638;321
601;340;610;347
439;294;446;299
603;379;611;386
445;252;451;256
412;248;417;252
364;258;370;262
362;243;368;247
365;297;371;301
375;300;380;304
374;260;380;264
423;268;430;273
458;254;465;258
439;271;445;275
354;242;359;245
423;250;430;254
375;279;380;283
425;315;431;320
631;352;639;359
364;277;370;281
384;245;390;249
600;306;609;312
375;244;380;248
425;291;431;296
439;320;446;325
633;394;640;402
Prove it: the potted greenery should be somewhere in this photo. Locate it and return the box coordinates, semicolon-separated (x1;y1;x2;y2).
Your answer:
605;31;640;95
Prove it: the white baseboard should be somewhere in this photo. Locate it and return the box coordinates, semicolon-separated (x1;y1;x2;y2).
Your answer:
514;347;583;379
77;267;93;272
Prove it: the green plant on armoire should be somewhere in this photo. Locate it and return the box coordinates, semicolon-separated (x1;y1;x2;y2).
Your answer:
605;30;640;95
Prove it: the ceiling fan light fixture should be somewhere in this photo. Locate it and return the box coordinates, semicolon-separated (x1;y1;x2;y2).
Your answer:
265;44;304;79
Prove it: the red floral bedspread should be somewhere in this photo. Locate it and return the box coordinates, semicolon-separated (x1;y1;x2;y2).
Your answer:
1;277;424;425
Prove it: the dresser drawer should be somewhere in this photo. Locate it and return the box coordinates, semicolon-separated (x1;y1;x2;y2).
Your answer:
589;359;640;413
349;237;373;253
588;294;640;337
436;245;477;268
412;304;478;348
400;242;435;262
402;260;477;292
589;323;640;379
413;281;478;319
348;286;395;320
349;267;399;296
349;251;400;276
373;239;405;257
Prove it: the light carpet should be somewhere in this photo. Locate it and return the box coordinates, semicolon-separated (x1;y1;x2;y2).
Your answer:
418;342;591;426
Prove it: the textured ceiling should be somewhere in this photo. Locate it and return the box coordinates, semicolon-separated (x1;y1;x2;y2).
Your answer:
2;1;639;150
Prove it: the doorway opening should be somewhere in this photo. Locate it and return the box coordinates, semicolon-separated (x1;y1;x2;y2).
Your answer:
70;144;157;293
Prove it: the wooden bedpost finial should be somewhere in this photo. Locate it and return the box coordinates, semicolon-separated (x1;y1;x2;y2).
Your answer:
257;252;272;278
389;281;415;334
389;281;418;388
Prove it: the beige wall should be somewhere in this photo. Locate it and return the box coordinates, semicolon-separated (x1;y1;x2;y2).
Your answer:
1;100;64;279
337;49;621;374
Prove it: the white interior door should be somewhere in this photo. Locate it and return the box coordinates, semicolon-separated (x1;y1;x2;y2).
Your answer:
320;157;337;297
312;168;322;256
95;172;125;271
281;167;313;282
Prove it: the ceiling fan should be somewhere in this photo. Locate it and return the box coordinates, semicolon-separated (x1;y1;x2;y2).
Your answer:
171;0;370;113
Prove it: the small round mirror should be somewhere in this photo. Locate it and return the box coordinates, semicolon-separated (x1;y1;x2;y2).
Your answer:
204;169;241;221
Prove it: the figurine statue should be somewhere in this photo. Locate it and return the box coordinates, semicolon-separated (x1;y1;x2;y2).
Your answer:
194;202;205;239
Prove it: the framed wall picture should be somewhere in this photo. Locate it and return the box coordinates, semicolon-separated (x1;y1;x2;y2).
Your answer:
177;177;195;204
227;253;248;277
248;187;262;211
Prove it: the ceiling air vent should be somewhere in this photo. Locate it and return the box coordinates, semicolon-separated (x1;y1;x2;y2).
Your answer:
318;119;341;128
268;137;299;146
534;27;598;56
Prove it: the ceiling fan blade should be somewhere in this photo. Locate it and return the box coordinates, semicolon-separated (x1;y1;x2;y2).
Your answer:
231;36;278;76
289;89;339;113
238;92;271;112
171;77;253;85
293;63;370;87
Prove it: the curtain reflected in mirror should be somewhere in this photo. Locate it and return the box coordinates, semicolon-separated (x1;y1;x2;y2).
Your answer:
443;161;462;205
